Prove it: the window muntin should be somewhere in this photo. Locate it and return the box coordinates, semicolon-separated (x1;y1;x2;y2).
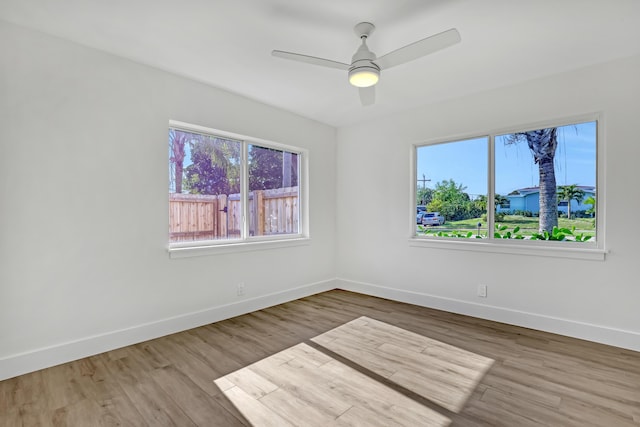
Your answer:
169;123;303;248
415;119;598;245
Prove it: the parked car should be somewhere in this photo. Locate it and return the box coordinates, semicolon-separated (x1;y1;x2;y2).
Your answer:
421;212;445;226
416;211;426;224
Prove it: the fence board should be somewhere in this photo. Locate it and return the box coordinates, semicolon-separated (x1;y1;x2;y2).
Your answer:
256;190;265;236
169;187;299;242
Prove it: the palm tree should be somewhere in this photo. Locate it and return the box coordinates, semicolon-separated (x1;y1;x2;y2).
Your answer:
505;128;558;233
184;133;241;195
557;184;585;219
473;194;508;212
584;195;596;217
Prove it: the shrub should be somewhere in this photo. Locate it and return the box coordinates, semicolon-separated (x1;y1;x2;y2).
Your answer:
494;224;524;239
531;226;592;242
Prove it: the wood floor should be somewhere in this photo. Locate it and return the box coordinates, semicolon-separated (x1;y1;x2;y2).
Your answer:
1;290;639;426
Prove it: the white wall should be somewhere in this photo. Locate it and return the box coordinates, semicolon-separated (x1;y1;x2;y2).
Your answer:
336;54;640;351
0;21;337;379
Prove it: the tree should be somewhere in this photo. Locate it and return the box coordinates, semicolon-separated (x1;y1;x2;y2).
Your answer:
505;128;558;233
169;129;188;193
184;134;240;195
557;184;585;219
248;146;298;191
416;187;434;206
473;194;487;212
495;194;509;209
584;195;596;217
428;179;471;220
474;194;508;212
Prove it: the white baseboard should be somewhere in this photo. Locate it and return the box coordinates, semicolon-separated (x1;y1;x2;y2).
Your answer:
336;278;640;353
4;277;637;381
0;279;336;381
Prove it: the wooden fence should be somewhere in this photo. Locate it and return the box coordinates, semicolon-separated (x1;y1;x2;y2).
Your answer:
169;187;299;242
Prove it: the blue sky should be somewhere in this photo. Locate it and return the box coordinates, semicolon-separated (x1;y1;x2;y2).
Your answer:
417;121;596;197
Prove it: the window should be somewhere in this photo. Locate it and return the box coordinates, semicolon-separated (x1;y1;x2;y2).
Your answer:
168;121;306;253
414;117;600;255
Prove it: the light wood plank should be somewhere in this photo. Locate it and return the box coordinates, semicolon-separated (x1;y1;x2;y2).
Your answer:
336;402;450;427
220;365;279;399
223;385;296;427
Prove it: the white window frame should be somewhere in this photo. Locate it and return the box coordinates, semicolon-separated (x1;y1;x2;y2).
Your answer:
168;120;310;259
409;113;607;261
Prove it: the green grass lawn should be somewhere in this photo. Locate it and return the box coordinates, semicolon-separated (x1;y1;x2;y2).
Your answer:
428;215;595;237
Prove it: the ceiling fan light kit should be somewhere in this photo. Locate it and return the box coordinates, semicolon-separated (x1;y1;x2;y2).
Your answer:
272;22;460;106
349;65;380;87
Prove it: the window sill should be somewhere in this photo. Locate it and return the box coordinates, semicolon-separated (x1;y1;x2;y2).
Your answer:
168;237;311;259
408;237;607;261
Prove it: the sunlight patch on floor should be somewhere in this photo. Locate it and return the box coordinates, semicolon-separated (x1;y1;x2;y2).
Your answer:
214;316;494;426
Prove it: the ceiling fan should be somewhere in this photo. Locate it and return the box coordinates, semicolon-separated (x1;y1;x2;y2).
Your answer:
272;22;461;106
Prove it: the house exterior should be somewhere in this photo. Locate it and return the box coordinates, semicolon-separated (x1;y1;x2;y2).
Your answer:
497;185;595;216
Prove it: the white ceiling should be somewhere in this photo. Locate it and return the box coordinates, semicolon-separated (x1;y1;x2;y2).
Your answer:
2;0;640;128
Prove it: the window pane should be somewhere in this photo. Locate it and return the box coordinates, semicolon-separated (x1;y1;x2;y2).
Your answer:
495;121;596;241
248;145;300;236
416;137;488;238
169;128;242;242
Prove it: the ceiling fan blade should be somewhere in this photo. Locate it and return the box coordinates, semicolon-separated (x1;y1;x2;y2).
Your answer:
359;86;375;106
374;28;461;70
272;50;350;70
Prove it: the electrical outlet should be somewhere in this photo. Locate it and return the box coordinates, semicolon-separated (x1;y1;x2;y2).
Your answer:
237;282;245;296
478;284;487;298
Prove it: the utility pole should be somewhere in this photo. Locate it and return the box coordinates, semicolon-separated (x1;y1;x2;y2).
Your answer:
417;174;431;189
417;174;431;206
